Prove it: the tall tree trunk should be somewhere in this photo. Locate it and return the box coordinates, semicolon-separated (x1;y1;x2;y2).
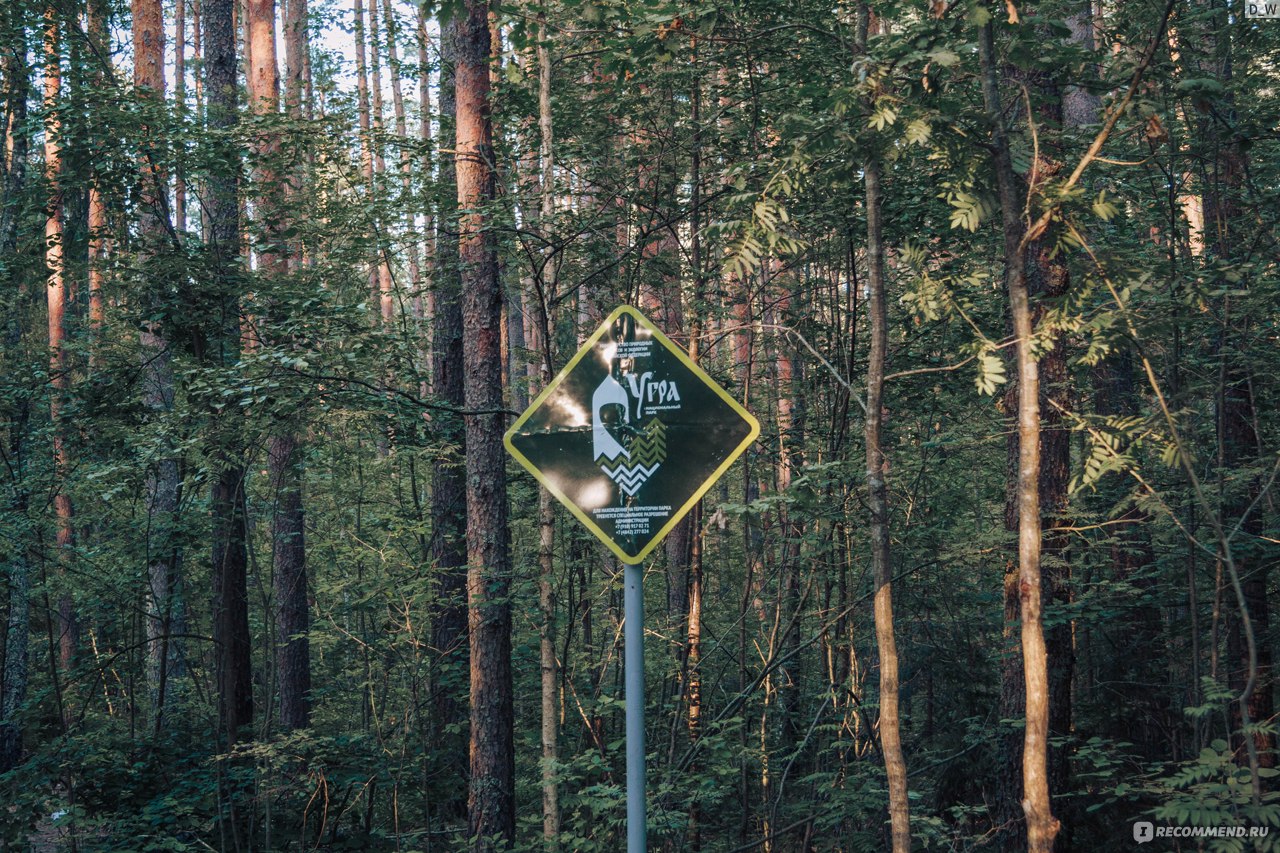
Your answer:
174;0;187;232
353;0;380;310
369;0;394;321
284;0;307;113
978;12;1059;853
534;9;560;844
455;0;515;845
415;2;433;341
250;0;311;734
277;0;311;735
86;0;108;343
430;14;470;823
865;163;911;851
1195;8;1275;772
270;432;309;730
43;0;78;679
382;0;422;319
134;0;186;729
772;277;804;763
684;49;706;849
203;0;252;748
857;8;912;832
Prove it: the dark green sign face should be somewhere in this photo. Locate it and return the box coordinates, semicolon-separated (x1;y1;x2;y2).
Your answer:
505;305;760;564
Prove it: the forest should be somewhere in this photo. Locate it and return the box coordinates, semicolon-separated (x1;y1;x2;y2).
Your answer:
0;0;1277;848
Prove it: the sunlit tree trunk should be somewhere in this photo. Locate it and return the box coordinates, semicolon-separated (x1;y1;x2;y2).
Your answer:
683;48;707;849
382;0;422;319
863;160;911;852
43;0;78;680
978;11;1059;852
353;0;380;308
133;0;188;729
368;0;393;321
430;15;470;823
174;0;187;232
86;0;108;342
456;0;515;845
857;9;912;841
415;3;433;342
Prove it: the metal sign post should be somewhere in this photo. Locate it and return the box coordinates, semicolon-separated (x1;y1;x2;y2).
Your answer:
505;305;759;850
624;563;646;853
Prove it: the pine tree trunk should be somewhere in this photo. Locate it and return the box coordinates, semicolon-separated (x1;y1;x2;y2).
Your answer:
455;0;515;845
248;0;312;734
369;0;394;321
271;433;310;730
174;0;187;232
86;0;108;343
134;0;188;729
43;1;78;680
382;0;422;316
415;3;433;342
353;0;380;309
203;0;252;747
276;0;312;735
430;15;471;823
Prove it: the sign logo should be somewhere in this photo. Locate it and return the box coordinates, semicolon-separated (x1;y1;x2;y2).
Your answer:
591;371;674;496
1133;821;1154;844
505;305;759;564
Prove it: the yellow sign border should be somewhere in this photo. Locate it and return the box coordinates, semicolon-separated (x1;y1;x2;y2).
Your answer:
503;304;761;565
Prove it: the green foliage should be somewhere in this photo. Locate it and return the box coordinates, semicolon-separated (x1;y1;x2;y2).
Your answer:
2;0;1278;850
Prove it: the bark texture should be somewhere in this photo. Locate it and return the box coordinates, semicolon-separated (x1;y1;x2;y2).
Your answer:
863;155;911;853
455;0;516;845
978;13;1059;852
430;14;471;822
204;0;253;746
134;0;188;727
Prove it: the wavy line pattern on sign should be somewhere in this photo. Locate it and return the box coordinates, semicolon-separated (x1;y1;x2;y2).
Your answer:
600;460;660;496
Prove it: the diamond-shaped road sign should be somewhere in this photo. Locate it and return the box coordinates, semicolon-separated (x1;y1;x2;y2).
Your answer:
504;304;760;564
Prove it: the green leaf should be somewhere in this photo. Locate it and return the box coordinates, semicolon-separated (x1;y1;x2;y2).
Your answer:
928;48;961;68
905;119;931;146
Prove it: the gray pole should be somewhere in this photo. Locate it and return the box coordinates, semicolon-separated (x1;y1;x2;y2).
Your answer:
624;562;646;852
